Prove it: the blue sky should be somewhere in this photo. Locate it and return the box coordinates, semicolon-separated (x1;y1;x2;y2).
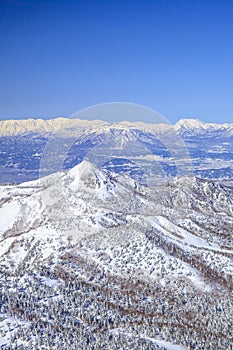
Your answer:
0;0;233;124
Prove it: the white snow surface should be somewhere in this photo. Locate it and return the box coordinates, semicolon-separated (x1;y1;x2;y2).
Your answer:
0;160;232;291
110;329;187;350
1;116;233;138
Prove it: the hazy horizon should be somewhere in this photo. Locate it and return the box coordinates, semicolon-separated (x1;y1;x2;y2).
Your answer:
0;113;231;125
0;113;232;126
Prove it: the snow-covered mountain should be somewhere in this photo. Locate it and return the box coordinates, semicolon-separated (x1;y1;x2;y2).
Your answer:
175;118;233;138
0;117;109;136
1;116;233;185
1;117;233;138
0;161;232;348
1;160;232;280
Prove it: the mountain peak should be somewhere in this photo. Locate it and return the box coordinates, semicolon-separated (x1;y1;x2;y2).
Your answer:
174;118;207;130
68;160;98;179
67;160;116;196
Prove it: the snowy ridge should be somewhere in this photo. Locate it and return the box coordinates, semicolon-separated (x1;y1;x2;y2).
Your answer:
0;160;232;285
0;117;109;136
1;116;233;137
0;161;232;349
174;118;233;137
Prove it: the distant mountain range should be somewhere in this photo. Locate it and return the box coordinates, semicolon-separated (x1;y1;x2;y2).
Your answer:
0;117;233;184
1;117;233;137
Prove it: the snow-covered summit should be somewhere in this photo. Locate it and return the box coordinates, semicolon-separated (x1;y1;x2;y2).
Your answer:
174;118;233;137
68;159;99;179
1;116;233;137
66;160;117;196
174;118;208;130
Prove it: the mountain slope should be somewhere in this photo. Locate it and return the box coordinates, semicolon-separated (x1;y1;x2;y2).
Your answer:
0;161;232;285
0;161;232;349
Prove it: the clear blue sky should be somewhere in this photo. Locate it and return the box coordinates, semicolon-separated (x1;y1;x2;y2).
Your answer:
0;0;233;124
